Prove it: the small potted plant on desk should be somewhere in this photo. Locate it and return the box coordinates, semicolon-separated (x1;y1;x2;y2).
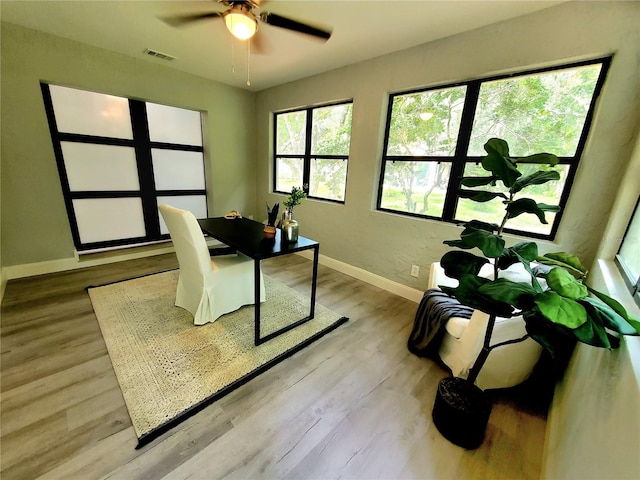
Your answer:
264;202;279;238
281;185;307;243
431;138;640;449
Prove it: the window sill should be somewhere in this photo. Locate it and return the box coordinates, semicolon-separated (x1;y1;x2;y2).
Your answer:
591;258;640;383
591;259;640;316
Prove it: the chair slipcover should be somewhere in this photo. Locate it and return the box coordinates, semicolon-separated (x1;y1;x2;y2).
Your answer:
428;262;542;390
159;204;265;325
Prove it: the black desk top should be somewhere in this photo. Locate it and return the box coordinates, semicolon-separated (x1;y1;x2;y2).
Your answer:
198;217;318;260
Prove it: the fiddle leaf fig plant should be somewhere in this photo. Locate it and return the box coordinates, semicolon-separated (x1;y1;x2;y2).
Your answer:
440;138;639;382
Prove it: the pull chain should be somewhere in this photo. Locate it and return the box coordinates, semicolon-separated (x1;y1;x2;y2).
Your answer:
231;37;235;75
246;38;251;87
230;37;251;87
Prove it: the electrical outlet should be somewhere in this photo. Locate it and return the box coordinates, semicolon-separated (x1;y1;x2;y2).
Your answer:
411;265;420;278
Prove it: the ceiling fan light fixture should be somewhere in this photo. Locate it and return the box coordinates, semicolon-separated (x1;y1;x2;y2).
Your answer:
224;9;258;40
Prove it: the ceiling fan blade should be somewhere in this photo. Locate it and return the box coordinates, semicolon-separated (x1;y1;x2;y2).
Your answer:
160;11;222;28
259;12;332;40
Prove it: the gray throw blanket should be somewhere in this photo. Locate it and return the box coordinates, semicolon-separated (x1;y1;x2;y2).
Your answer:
408;289;474;358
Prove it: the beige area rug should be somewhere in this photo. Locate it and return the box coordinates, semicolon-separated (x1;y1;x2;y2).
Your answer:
87;270;347;448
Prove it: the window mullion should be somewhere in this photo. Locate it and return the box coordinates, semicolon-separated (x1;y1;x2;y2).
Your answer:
129;100;161;237
442;82;480;221
40;83;83;248
302;108;313;193
272;114;279;193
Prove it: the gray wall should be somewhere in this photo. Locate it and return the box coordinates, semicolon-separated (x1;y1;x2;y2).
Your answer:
542;123;640;480
255;1;640;291
1;22;256;267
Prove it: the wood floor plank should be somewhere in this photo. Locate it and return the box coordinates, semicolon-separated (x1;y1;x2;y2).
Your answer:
37;428;139;480
2;406;131;480
1;356;112;411
102;404;234;480
0;252;548;480
1;337;107;393
2;362;117;435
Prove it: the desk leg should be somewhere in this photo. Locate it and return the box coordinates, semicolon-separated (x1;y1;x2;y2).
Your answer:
254;259;262;346
310;244;319;319
255;245;319;345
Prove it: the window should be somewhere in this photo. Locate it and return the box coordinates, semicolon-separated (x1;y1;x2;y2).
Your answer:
274;101;353;202
41;84;206;251
378;58;610;238
616;198;640;307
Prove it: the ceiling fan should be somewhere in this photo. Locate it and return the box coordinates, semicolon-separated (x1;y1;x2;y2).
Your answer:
162;0;332;44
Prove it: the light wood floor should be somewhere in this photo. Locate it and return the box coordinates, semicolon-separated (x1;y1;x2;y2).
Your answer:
1;254;548;479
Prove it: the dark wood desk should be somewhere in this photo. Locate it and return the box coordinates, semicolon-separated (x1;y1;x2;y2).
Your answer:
198;216;320;345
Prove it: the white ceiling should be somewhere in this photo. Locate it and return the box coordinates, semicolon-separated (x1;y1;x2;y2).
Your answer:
1;0;564;91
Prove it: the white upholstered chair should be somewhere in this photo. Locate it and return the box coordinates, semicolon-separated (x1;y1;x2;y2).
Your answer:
159;204;265;325
428;262;543;390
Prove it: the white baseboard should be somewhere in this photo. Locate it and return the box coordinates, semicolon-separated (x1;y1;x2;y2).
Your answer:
2;244;176;282
2;245;423;305
296;250;423;303
1;239;231;283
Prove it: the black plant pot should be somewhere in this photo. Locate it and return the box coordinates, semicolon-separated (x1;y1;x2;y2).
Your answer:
432;376;492;449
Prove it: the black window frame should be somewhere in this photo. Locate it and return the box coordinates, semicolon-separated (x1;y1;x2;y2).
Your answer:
377;56;612;240
273;100;353;204
615;197;640;308
41;83;207;252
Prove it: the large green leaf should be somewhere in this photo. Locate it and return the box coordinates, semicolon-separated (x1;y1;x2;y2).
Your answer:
538;203;561;213
510;242;539;262
516;259;544;293
546;267;588;300
465;229;505;258
482;151;522;187
534;291;587;328
444;226;505;258
587;286;640;332
506;198;548;223
523;309;577;368
465;220;499;232
582;297;639;335
537;252;587;276
447;274;515;317
495;243;543;292
497;252;520;270
512;170;561;193
440;251;489;280
497;242;538;269
459;189;508;203
484;138;510;157
572;313;612;348
513;153;560;166
573;301;619;348
477;278;537;310
627;317;640;334
460;176;498;187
